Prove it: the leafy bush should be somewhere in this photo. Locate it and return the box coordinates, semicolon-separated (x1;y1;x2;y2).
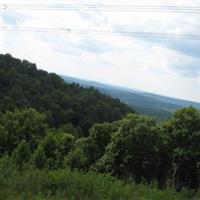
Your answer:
0;166;198;200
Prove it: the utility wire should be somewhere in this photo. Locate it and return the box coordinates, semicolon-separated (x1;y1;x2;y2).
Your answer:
3;26;200;40
7;0;200;6
1;3;200;13
8;0;200;2
3;3;200;8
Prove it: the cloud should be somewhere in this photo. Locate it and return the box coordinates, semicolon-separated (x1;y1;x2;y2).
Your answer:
2;0;200;102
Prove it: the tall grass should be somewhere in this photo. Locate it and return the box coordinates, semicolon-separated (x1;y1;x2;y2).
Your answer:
0;166;199;200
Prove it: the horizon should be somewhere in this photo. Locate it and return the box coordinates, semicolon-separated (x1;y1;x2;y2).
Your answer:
62;74;200;104
2;52;200;103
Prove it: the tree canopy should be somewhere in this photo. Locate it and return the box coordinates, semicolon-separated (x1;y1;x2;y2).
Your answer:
0;54;134;135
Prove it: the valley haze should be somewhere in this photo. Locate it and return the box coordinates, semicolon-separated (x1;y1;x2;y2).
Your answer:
63;75;200;120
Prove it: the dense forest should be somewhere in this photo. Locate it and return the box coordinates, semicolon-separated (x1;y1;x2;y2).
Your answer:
0;54;200;199
0;54;133;135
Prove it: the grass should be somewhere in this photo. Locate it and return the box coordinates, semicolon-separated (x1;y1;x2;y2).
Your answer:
0;166;199;200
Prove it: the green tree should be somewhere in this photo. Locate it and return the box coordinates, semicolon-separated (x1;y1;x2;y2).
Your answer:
89;122;118;160
67;137;94;170
40;133;61;169
0;108;48;153
11;140;31;167
0;125;7;155
32;144;46;169
164;107;200;191
95;114;168;184
56;132;75;156
31;132;75;169
57;123;81;138
0;54;134;135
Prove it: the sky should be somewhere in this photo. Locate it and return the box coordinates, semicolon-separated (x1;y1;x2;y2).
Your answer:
1;0;200;102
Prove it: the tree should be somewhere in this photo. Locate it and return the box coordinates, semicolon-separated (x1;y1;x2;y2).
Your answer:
32;144;46;169
89;122;118;160
0;125;7;155
33;132;75;170
0;108;48;154
56;133;75;156
95;114;168;184
67;137;95;171
164;107;200;191
11;140;31;167
0;54;134;135
40;133;61;169
57;123;81;138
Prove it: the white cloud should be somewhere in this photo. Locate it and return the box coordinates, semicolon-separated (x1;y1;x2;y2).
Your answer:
2;0;200;102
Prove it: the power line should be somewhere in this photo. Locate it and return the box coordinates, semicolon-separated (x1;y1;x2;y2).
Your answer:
2;3;200;13
6;0;200;6
3;4;200;9
8;0;200;2
3;26;200;40
4;4;200;8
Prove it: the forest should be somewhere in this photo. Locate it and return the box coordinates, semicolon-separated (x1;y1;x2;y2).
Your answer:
0;54;200;199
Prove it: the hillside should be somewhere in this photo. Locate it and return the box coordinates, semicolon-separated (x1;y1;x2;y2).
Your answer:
62;76;200;120
0;54;200;199
0;54;133;134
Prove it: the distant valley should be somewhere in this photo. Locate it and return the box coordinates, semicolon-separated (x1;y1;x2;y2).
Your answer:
62;75;200;120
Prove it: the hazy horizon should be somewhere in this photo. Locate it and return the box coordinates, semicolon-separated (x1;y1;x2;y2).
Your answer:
62;74;200;104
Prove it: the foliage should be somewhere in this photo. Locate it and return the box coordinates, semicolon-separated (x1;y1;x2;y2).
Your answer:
94;114;169;184
66;137;94;171
163;107;200;191
11;140;31;168
32;132;75;169
0;107;199;192
0;108;48;155
67;109;200;191
67;122;118;171
0;54;200;198
0;54;133;135
0;164;198;200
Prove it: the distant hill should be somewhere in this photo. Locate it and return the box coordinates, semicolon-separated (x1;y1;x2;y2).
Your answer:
62;76;200;120
0;54;134;135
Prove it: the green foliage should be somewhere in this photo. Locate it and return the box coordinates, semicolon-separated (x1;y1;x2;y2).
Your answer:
32;132;75;169
163;107;200;190
11;140;31;167
57;123;81;138
0;54;200;196
95;114;168;183
67;122;118;171
0;108;48;154
32;144;46;169
0;165;198;200
0;54;133;134
0;107;76;170
67;137;94;171
133;105;172;121
41;133;61;169
67;109;200;191
56;132;75;156
0;106;200;193
89;122;118;159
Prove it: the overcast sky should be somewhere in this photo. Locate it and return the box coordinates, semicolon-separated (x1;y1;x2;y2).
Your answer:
1;0;200;102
